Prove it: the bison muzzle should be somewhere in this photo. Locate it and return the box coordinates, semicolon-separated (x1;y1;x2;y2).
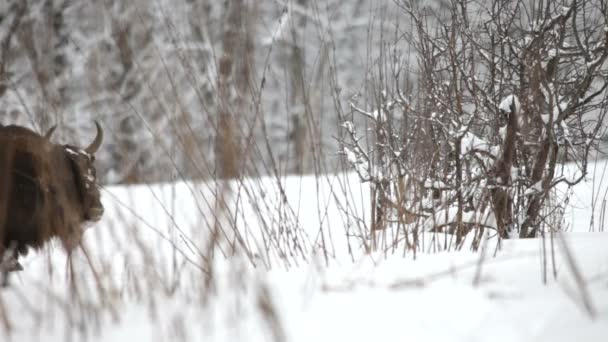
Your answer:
0;122;104;284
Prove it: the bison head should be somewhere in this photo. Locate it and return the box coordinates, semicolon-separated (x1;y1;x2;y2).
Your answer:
48;121;105;223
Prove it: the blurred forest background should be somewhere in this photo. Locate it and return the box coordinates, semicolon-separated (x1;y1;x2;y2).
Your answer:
0;0;398;184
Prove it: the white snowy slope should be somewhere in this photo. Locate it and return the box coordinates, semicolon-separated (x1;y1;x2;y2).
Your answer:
1;162;608;342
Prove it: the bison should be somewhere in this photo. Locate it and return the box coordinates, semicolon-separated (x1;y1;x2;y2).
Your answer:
0;122;104;284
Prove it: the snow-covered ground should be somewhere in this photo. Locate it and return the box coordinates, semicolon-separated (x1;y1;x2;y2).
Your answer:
2;162;608;342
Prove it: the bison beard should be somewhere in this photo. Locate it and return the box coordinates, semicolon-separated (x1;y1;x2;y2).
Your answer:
0;122;104;286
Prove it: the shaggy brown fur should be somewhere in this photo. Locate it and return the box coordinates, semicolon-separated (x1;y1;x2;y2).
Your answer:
0;122;104;283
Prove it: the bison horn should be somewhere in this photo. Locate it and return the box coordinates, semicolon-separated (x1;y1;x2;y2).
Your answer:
44;125;57;139
85;121;103;154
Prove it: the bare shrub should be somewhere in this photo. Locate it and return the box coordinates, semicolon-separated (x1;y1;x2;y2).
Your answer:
339;0;608;251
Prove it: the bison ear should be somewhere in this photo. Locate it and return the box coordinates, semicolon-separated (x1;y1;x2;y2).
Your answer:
85;121;103;154
44;125;57;139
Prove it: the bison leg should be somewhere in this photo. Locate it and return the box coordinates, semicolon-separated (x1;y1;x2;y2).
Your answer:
1;258;23;272
1;260;23;287
0;247;23;287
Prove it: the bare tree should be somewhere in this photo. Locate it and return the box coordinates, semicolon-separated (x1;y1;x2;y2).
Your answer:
340;0;608;250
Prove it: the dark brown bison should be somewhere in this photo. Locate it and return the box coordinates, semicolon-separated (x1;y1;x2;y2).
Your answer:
0;122;104;284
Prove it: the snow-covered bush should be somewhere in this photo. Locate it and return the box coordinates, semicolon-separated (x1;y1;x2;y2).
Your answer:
340;0;608;248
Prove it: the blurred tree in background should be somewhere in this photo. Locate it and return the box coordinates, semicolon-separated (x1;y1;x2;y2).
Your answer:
0;0;392;184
